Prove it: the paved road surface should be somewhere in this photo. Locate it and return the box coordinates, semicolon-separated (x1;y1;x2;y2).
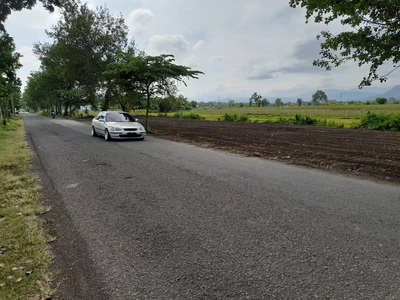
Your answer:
23;113;400;299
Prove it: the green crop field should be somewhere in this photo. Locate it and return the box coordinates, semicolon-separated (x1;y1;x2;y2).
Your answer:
137;103;400;129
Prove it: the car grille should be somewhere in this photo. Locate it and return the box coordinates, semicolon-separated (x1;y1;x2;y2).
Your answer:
124;128;137;131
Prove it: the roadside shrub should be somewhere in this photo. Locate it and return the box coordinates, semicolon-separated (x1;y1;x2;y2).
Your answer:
361;112;400;131
223;113;249;122
173;113;204;119
279;114;318;125
173;112;182;118
181;113;204;119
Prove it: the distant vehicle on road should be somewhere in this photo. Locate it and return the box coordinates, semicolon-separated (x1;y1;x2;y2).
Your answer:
91;111;146;141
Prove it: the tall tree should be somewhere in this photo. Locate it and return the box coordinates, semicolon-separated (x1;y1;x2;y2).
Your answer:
261;97;270;107
249;92;263;107
34;3;136;112
0;33;21;123
297;98;303;106
290;0;400;87
274;98;284;107
311;90;328;105
105;52;204;129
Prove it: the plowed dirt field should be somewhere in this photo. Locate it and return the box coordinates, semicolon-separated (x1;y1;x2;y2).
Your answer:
139;116;400;184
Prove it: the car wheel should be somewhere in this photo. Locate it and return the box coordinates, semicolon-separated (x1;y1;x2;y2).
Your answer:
91;126;97;137
105;129;112;141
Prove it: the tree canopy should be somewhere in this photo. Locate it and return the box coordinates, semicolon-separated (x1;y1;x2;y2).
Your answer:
311;90;328;105
105;52;204;128
0;32;21;123
289;0;400;87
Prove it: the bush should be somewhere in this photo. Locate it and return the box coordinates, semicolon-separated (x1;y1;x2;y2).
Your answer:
173;112;204;119
173;112;182;118
361;112;400;131
375;97;388;105
223;113;249;122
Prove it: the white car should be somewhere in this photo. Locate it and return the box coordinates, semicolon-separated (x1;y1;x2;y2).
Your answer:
91;111;146;141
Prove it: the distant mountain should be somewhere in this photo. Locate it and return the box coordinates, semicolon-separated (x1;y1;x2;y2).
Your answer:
191;86;398;103
296;87;392;102
365;85;400;100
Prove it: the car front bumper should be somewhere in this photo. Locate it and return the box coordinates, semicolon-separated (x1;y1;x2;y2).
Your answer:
109;131;147;139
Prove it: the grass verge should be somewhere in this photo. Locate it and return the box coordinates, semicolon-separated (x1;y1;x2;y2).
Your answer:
0;116;53;300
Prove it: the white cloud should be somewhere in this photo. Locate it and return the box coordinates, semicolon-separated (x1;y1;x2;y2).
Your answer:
147;34;190;57
208;56;224;64
19;46;39;69
5;0;400;100
192;40;205;52
127;7;154;36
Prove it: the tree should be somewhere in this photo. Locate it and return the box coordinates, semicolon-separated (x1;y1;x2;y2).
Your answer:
297;98;303;106
31;3;136;113
228;100;235;107
274;98;284;107
311;90;328;105
0;0;67;32
388;97;397;103
261;97;270;107
250;92;262;107
105;52;203;128
0;33;21;124
375;97;387;105
290;0;400;88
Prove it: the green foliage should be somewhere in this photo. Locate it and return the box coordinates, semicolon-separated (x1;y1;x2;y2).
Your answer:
223;113;249;122
0;117;53;300
249;92;262;107
311;90;328;105
290;0;400;87
297;98;303;106
173;113;204;119
24;4;132;114
276;114;345;128
274;98;284;107
105;52;203;128
361;112;400;131
261;98;270;107
0;33;21;122
375;97;387;105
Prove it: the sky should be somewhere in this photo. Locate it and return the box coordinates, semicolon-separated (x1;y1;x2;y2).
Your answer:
4;0;400;101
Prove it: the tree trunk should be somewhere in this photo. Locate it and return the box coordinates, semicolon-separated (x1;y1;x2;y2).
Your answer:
102;88;111;111
64;103;69;116
117;97;127;112
145;86;150;130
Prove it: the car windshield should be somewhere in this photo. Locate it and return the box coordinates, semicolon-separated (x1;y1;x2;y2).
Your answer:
106;113;135;122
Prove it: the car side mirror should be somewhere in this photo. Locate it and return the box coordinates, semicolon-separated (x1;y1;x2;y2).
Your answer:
135;118;139;122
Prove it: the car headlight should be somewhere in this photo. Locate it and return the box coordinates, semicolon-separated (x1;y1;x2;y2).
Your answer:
110;126;122;131
139;126;145;131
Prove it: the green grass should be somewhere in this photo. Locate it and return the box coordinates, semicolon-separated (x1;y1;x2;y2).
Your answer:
62;103;400;130
0;117;54;300
188;104;400;128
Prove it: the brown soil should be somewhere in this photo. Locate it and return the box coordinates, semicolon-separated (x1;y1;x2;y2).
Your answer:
137;116;400;184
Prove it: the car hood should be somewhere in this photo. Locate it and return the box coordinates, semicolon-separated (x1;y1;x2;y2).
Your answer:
106;122;143;129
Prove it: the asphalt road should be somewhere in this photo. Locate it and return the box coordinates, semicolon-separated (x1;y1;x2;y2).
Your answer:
23;113;400;300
